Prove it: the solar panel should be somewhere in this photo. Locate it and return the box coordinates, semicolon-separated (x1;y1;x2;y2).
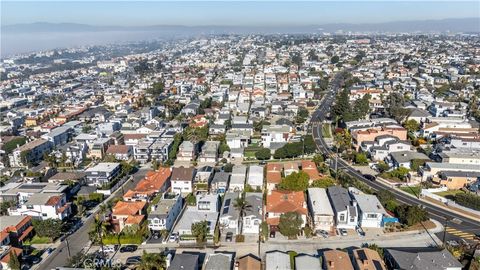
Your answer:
357;250;368;261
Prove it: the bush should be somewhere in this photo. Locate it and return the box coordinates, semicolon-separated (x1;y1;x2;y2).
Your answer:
255;148;271;160
355;153;368;165
102;234;143;245
454;193;480;211
279;171;309;191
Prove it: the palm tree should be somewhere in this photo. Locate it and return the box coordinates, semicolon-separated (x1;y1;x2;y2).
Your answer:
234;194;252;235
92;216;108;256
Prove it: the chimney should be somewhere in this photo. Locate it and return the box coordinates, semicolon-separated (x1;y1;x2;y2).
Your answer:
328;261;334;268
363;259;369;266
151;205;157;212
234;261;239;270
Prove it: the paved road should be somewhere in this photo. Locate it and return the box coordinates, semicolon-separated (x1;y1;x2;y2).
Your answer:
311;71;480;246
38;167;150;270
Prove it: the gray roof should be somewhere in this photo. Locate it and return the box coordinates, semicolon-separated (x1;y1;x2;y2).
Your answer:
352;193;386;214
168;254;198;270
385;248;462;270
204;253;233;270
244;192;263;220
294;255;321;270
390;151;429;164
220;192;240;220
327;186;352;213
212;172;230;184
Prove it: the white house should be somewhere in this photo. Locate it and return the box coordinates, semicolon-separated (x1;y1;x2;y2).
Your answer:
243;192;263;234
229;165;246;192
148;193;183;232
247;165;263;190
9;193;71;220
307;188;335;232
352;193;386;228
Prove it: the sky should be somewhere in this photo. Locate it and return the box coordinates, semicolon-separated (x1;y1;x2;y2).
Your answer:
2;1;480;27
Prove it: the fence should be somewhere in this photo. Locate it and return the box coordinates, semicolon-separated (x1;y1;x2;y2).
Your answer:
421;187;480;217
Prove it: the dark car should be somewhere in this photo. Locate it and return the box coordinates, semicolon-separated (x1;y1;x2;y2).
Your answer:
363;174;376;181
125;256;141;267
120;245;138;253
475;233;480;240
225;232;233;242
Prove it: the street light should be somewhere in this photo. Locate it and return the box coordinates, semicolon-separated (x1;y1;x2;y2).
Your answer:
442;217;450;248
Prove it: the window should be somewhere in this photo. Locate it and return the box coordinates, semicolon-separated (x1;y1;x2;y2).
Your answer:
27;205;34;209
339;214;345;221
350;217;355;222
42;213;47;217
367;214;377;219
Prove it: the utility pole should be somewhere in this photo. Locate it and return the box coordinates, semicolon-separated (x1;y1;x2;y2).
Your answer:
65;236;71;257
442;217;449;248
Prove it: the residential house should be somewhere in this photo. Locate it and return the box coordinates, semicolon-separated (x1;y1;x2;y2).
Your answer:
236;254;261;270
302;160;321;183
307;188;335;232
352;127;407;151
111;201;147;232
243;193;263;234
352;193;386;228
323;250;354;270
123;167;171;202
85;162;121;187
8;193;71;220
41;126;72;147
198;141;220;163
295;255;322;270
265;251;291;270
0;216;33;246
0;246;23;270
106;145;132;160
177;141;196;161
434;171;480;190
266;163;282;193
261;125;292;148
327;186;358;229
229;165;246;192
384;248;462;270
194;166;213;191
10;139;52;167
174;193;219;236
89;138;113;159
171;166;196;195
219;192;240;234
204;253;233;270
283;162;299;177
148;193;183;233
211;172;230;194
389;151;429;169
352;248;387;270
266;190;307;231
47;172;86;185
247;165;263;190
168;253;199;270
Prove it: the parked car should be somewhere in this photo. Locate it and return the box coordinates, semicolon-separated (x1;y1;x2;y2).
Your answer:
363;174;376;181
103;245;116;253
126;256;141;267
120;245;137;253
168;233;178;243
317;230;329;238
339;228;348;236
356;227;365;237
225;232;233;242
475;233;480;240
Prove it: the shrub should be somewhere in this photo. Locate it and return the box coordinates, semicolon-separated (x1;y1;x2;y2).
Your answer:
235;235;245;242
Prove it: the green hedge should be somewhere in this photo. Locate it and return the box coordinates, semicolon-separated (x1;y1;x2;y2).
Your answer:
454;193;480;211
102;234;143;245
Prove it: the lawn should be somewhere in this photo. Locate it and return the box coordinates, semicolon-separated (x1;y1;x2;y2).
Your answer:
399;186;422;197
244;151;256;158
25;236;52;244
434;190;465;199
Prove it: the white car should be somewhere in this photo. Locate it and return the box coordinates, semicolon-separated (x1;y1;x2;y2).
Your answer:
103;245;116;253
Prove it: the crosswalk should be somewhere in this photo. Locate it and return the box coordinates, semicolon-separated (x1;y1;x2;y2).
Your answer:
445;227;479;242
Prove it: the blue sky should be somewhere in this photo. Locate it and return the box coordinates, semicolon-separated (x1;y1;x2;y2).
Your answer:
2;1;479;26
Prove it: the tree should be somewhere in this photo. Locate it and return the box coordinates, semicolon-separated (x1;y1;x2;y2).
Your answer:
310;177;335;188
312;154;324;165
395;205;429;226
332;88;350;122
32;219;62;240
137;250;166;270
278;212;303;239
191;221;209;244
303;135;317;155
223;163;234;173
352;94;371;120
8;251;20;270
120;161;135;176
273;148;287;159
255;148;271;160
253;120;270;132
295;107;309;124
234;194;252;235
330;55;340;64
376;161;390;173
403;119;420;133
355;152;368;165
384;92;410;122
279;171;309;191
